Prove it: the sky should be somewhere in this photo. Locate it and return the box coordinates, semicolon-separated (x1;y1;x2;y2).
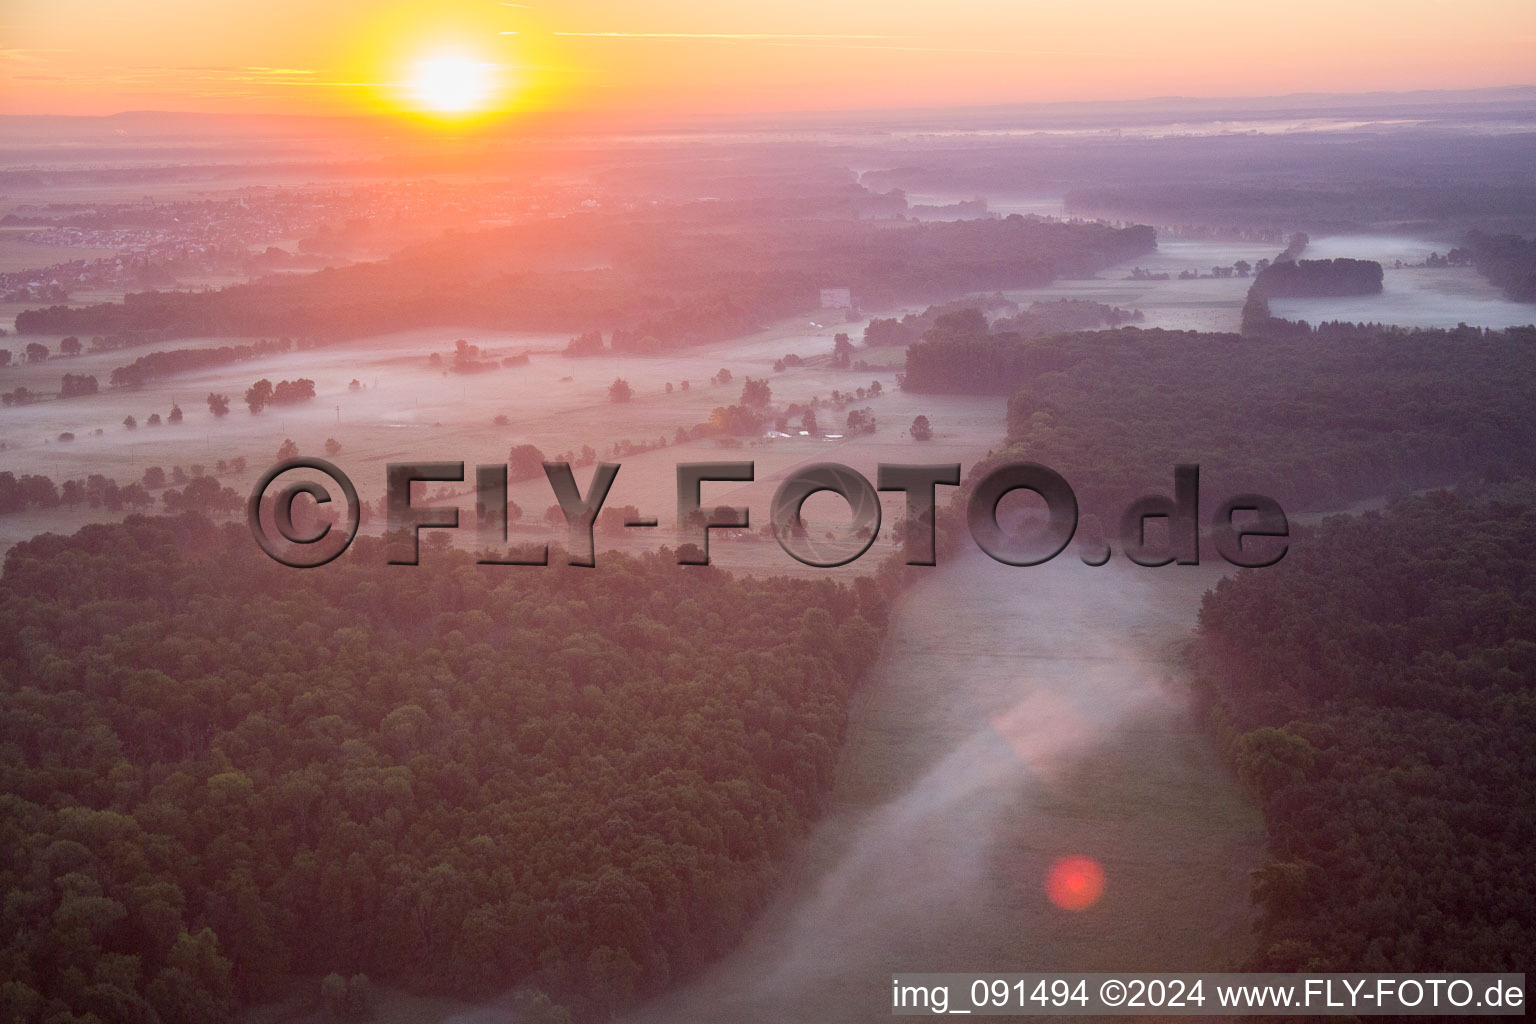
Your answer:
3;0;1534;121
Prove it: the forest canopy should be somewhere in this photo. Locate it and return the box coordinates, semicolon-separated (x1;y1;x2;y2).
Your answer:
1194;480;1536;971
904;323;1536;513
0;516;892;1023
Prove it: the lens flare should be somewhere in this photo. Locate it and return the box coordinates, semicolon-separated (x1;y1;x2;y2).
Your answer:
1045;855;1104;911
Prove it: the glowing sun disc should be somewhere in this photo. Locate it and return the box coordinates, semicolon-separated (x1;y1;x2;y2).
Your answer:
412;56;491;113
1045;855;1105;911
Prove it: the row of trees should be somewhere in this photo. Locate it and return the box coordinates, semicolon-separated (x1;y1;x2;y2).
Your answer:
0;514;896;1022
0;459;254;517
0;340;74;366
108;338;293;389
0;471;151;514
244;378;316;413
122;405;183;429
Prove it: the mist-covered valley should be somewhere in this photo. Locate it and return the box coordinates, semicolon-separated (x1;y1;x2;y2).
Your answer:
2;83;1534;1024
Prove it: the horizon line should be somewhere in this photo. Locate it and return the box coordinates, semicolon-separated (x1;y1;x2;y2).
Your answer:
2;82;1534;128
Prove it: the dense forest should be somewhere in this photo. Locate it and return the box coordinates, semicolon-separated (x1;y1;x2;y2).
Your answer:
0;516;895;1023
901;322;1536;512
13;213;1153;348
1193;479;1536;971
1064;180;1536;236
1248;257;1383;298
1467;231;1536;301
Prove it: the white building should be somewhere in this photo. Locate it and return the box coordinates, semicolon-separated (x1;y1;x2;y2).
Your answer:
819;287;853;310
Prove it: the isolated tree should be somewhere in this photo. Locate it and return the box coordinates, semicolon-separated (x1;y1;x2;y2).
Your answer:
1234;260;1252;278
143;466;166;488
608;378;633;403
60;336;82;357
508;444;546;482
739;377;771;407
910;415;933;441
147;413;162;427
168;404;183;424
26;342;48;363
207;392;231;417
665;382;674;393
801;409;818;435
680;379;690;391
277;439;299;460
831;333;854;368
324;438;342;456
124;414;138;430
493;414;509;426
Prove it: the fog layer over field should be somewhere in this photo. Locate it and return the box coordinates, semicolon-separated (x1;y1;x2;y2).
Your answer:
600;551;1260;1024
1269;234;1536;329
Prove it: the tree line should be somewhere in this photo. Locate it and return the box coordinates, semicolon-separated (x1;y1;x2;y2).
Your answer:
1467;231;1536;302
108;339;294;389
12;212;1154;352
865;297;1138;348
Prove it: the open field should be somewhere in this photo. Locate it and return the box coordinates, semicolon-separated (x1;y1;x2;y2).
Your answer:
0;310;1005;567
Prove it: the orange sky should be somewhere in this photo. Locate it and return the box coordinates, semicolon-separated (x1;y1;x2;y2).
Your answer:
3;0;1534;120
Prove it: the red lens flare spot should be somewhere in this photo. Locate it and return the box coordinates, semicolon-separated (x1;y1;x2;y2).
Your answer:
1045;855;1105;911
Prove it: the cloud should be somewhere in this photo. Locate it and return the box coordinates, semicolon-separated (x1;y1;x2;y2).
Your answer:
0;48;70;63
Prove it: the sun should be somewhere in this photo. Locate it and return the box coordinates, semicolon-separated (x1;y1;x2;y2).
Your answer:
411;55;494;114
